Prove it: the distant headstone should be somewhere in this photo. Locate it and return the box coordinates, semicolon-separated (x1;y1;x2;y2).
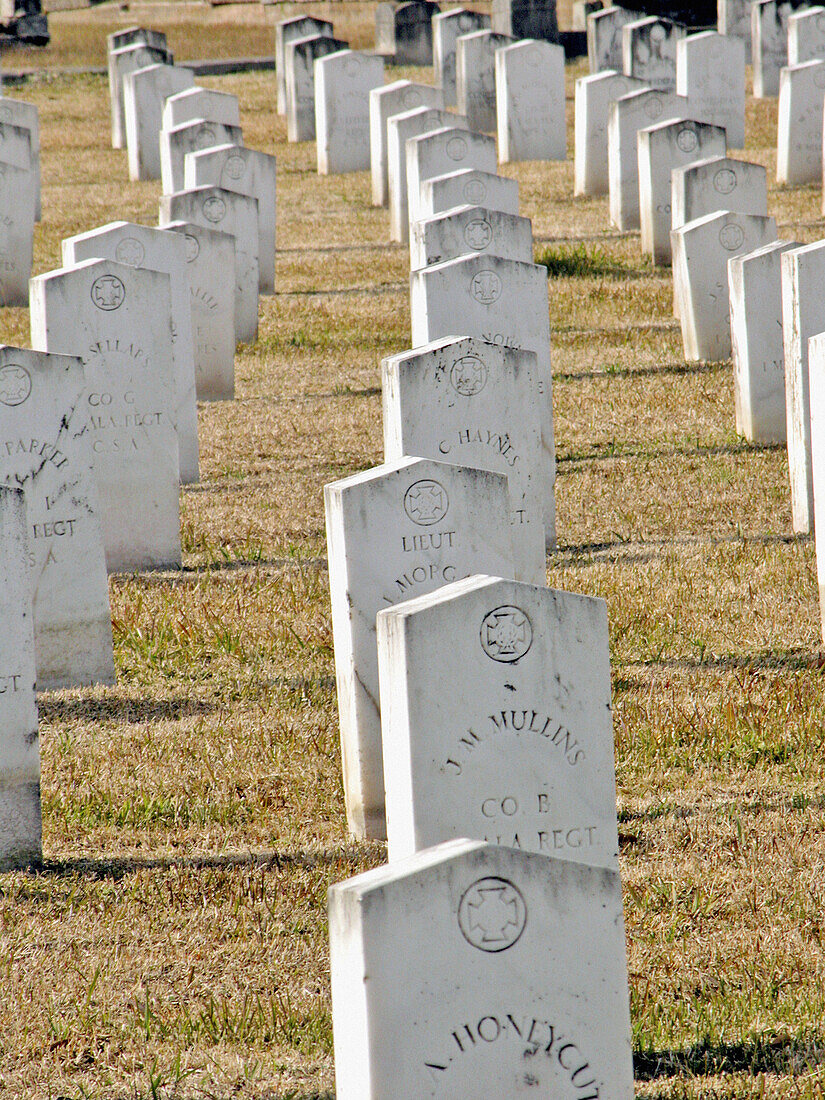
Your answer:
30;258;182;572
162;86;241;131
159;118;244;198
160;185;260;345
574;69;647;196
382;338;547;583
165;221;236;401
0;346;114;689
638;118;726;264
456;29;515;132
671;155;768;228
109;41;172;149
677;31;745;147
0;485;39;871
420;168;520;218
0;124;35;308
185;143;276;294
776;60;825;185
410;253;555;545
275;15;333;115
324;457;517;839
587;5;637;71
808;331;825;633
123;63;195;181
573;0;603;30
0;98;40;221
377;576;618;864
407;126;496;231
433;9;490;107
491;0;559;41
671;210;777;362
370;81;445;206
788;5;825;64
375;0;441;64
411;204;533;269
285;34;349;143
62;222;200;485
728;240;798;444
752;0;805;98
608;87;685;230
495;39;565;163
107;25;167;56
315;50;385;175
328;838;633;1098
622;16;684;91
718;0;754;61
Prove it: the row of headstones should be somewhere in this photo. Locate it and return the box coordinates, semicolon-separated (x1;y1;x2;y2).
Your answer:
0;94;40;307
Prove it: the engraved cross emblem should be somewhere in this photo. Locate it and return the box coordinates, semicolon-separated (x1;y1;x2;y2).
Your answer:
458;876;527;952
403;479;449;526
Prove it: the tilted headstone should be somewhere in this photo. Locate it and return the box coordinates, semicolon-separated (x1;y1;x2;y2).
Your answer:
0;126;35;308
728;240;798;444
109;41;172;149
123;63;195;181
0;486;39;870
0;347;114;688
324;457;517;839
375;0;441;64
638;118;726;265
788;5;825;64
328;838;633;1098
382;338;547;583
377;576;618;864
752;0;804;98
162;87;241;133
456;29;515;133
165;221;236;401
491;0;559;41
495;39;565;163
314;50;385;175
434;8;490;107
420;168;520;219
718;0;754;61
407;126;496;232
275;15;333;115
808;330;825;634
608;87;685;230
671;155;769;229
160;185;260;345
588;5;638;72
574;70;647;196
185;143;276;294
387;106;470;243
671;210;777;362
676;31;745;148
622;16;684;91
410;254;555;545
0;98;40;221
62;222;200;485
411;204;533;270
285;34;349;143
160;118;244;198
776;60;825;185
370;81;445;207
781;242;825;533
30;258;182;572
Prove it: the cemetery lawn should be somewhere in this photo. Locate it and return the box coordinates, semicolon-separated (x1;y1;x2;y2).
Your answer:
0;12;824;1098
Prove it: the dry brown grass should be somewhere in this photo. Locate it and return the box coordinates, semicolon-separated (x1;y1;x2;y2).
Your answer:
0;8;823;1097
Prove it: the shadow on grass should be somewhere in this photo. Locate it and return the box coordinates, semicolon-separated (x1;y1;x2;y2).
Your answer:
634;1035;825;1079
554;359;728;381
633;648;825;672
38;695;220;725
558;438;785;467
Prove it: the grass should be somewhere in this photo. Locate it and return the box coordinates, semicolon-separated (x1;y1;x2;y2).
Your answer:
0;7;823;1098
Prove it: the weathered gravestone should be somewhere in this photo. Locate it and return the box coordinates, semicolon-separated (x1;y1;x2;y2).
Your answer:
375;1;441;64
491;0;559;41
588;5;638;72
574;70;647;196
609;87;685;230
123;63;195;181
622;16;684;91
160;185;260;345
162;87;240;132
370;81;445;207
573;0;603;31
0;124;35;307
185;143;276;294
410;204;533;269
315;50;386;175
456;29;515;133
109;41;172;150
434;8;490;107
160;118;244;199
752;0;806;98
728;239;798;445
377;576;619;865
0;347;114;689
382;338;546;583
410;254;555;546
165;221;236;401
275;15;333;115
285;34;349;143
328;838;633;1099
776;59;825;185
107;25;167;56
781;241;825;534
387;106;470;242
671;210;777;362
495;39;565;163
808;331;825;634
638;117;726;264
676;30;745;147
0;98;40;221
407;127;497;232
420;168;520;219
324;457;516;839
30;258;182;572
0;485;39;870
718;0;755;61
788;5;825;64
671;155;768;229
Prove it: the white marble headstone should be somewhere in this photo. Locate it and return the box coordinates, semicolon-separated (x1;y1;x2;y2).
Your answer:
109;41;172;149
788;5;825;64
0;98;40;221
420;168;519;219
587;5;638;72
495;39;565;163
777;59;825;185
406;126;497;232
574;70;648;197
370;80;445;206
621;16;683;90
433;8;491;107
808;329;825;635
275;15;333;114
752;0;794;98
161;86;241;131
676;31;745;147
671;155;768;230
608;87;685;230
159;118;244;199
123;63;195;181
0;137;35;307
411;204;533;270
314;49;386;175
456;29;515;132
284;34;349;143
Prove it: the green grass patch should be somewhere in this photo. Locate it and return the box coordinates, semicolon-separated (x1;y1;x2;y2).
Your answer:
535;242;632;278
